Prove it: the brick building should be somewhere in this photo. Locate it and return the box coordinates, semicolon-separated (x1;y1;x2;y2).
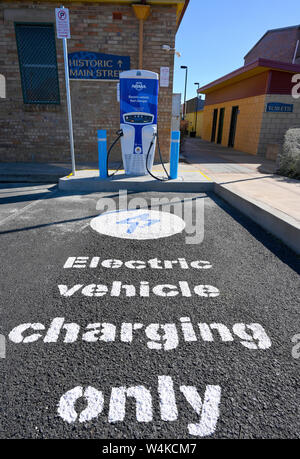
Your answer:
198;24;300;159
244;25;300;66
0;0;189;163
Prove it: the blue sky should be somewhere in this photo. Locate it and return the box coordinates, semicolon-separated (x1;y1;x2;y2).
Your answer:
173;0;300;102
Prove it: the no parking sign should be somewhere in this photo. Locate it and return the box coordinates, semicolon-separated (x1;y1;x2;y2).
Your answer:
55;7;75;176
55;7;70;39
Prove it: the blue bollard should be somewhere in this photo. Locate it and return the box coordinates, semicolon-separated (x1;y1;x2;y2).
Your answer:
169;131;180;180
98;129;107;178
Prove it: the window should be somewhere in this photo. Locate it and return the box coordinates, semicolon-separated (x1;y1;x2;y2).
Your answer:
15;23;60;104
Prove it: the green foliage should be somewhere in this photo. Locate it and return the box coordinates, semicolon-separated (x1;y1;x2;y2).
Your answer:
277;128;300;179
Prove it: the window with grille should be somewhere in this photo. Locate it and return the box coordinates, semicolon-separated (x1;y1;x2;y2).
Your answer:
15;23;60;104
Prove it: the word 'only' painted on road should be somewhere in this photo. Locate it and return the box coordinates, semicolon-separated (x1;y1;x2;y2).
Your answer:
90;209;186;240
58;375;221;437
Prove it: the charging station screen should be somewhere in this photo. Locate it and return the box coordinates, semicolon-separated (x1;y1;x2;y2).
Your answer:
120;78;158;124
124;114;154;124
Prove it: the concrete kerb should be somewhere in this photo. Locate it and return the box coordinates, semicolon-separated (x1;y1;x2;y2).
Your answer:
213;183;300;255
58;173;214;193
58;170;300;255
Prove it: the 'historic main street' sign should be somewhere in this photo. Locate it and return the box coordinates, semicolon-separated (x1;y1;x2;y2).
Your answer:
68;52;130;81
266;102;294;113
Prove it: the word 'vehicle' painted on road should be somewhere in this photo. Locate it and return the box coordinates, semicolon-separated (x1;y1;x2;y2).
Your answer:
90;209;186;240
58;282;220;298
58;375;221;438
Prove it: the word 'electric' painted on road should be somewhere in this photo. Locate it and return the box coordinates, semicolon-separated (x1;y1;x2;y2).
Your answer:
90;209;186;240
63;257;213;270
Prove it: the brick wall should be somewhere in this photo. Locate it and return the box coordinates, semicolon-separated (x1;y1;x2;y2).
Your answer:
0;1;177;163
257;95;300;157
244;27;300;65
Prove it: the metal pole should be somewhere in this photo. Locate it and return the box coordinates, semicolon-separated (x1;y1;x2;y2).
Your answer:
194;82;200;136
98;129;107;178
195;99;198;135
184;67;188;119
62;33;76;176
169;131;180;179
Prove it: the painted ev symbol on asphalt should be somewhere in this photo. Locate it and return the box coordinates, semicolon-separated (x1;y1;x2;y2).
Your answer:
90;209;186;240
116;213;160;234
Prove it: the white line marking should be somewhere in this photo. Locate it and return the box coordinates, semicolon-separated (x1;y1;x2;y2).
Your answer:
0;190;57;227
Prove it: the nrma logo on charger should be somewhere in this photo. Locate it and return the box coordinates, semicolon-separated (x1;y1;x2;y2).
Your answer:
131;81;147;91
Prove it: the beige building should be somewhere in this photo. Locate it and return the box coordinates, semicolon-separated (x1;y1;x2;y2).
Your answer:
184;96;205;138
198;24;300;159
198;59;300;159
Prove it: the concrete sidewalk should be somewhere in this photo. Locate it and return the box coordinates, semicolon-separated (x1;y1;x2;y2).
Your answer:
182;137;300;222
0;162;98;183
58;163;213;192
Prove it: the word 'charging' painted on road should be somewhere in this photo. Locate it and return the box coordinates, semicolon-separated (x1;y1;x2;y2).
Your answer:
90;209;186;240
8;317;272;351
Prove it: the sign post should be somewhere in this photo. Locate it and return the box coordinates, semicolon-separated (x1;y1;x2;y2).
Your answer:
55;6;76;176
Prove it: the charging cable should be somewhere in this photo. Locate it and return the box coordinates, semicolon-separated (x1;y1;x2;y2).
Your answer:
106;129;124;177
107;128;171;182
146;131;170;181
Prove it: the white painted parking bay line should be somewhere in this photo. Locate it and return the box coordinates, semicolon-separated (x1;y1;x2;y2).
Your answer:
0;191;57;227
0;200;41;227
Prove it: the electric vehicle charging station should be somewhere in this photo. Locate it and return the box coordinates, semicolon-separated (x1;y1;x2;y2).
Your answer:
97;69;180;182
119;70;159;176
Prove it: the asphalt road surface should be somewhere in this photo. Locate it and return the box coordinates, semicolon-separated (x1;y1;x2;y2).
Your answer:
0;183;299;439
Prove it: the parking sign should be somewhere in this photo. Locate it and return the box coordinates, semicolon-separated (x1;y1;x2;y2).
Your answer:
55;7;70;39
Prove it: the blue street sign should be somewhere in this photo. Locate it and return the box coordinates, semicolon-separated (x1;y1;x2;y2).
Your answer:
68;51;130;80
266;102;294;113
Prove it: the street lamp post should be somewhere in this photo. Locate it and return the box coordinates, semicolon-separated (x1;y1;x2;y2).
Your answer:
180;65;188;119
194;82;200;136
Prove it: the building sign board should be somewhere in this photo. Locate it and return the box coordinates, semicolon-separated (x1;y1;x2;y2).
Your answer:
160;67;170;87
266;102;294;113
68;52;130;81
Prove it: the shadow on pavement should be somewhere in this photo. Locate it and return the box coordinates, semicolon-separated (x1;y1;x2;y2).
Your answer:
207;192;300;275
